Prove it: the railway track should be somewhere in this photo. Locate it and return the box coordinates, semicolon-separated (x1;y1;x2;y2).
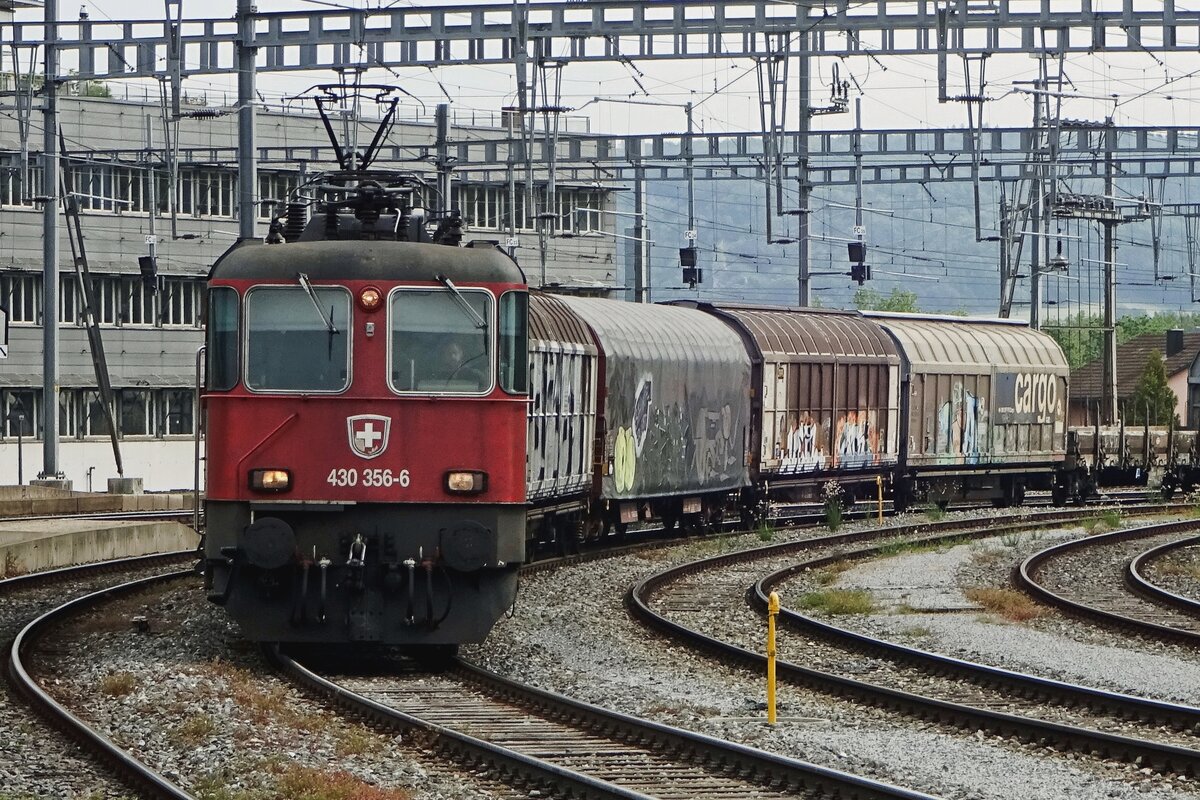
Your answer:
273;648;937;800
0;499;1181;799
629;506;1200;777
1129;534;1200;612
2;555;197;800
1016;519;1200;645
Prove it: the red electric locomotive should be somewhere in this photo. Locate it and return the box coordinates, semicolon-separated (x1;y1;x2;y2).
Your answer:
202;178;529;649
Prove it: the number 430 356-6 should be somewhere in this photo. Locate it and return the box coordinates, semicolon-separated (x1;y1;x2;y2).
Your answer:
326;468;410;488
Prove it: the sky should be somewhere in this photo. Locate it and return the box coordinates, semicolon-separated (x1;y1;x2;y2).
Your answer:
10;0;1200;315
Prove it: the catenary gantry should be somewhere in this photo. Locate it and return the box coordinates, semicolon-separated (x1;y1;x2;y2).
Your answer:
4;0;1200;81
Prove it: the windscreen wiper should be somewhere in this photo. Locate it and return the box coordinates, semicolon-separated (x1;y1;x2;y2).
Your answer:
297;272;339;335
435;273;487;330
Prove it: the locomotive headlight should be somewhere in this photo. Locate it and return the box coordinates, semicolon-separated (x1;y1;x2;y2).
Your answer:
445;470;487;494
249;468;292;492
358;286;383;312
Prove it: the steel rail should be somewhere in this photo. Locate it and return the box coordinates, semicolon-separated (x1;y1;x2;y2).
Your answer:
1016;519;1200;646
6;566;197;800
628;509;1200;777
269;647;667;800
0;549;196;592
274;647;937;800
1127;534;1200;614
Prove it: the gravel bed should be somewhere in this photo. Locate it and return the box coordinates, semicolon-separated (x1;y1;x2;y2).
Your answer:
17;505;1187;800
780;521;1200;705
33;577;520;800
1030;523;1200;636
1144;543;1200;603
0;563;178;800
467;510;1199;800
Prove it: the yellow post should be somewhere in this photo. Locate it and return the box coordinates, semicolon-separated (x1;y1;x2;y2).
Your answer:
767;590;780;725
876;474;884;524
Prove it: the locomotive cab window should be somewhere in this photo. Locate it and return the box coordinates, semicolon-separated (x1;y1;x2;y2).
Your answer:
390;287;493;394
206;287;239;391
499;291;529;394
245;285;351;392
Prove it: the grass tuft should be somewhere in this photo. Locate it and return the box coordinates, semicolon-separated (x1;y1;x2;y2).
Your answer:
199;660;324;730
815;560;853;586
1156;560;1200;580
970;546;1007;567
98;671;137;697
799;589;875;615
273;764;412;800
334;726;381;758
900;625;933;637
963;586;1046;621
172;713;217;746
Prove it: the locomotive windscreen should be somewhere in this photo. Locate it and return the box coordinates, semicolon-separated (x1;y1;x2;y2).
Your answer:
390;288;493;394
245;286;351;392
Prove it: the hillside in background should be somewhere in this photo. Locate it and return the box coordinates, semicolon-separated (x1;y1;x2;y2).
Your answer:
617;176;1200;324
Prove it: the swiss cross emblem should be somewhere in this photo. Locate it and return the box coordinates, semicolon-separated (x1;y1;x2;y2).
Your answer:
346;414;391;460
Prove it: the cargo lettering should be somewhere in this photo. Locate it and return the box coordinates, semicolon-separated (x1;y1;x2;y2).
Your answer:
995;371;1060;425
1013;372;1058;417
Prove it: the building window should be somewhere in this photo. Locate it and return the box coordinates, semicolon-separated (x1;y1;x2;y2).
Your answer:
119;389;154;436
91;275;119;325
162;389;194;435
2;273;40;323
160;279;200;327
82;390;112;437
0;167;41;208
448;183;606;234
58;390;79;439
119;277;157;326
258;172;301;220
1;390;37;438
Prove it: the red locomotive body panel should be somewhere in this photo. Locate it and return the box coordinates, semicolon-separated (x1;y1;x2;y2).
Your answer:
204;278;527;507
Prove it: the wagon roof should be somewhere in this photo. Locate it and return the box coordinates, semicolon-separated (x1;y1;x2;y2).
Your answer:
558;296;748;367
210;239;525;284
863;312;1068;372
678;302;899;363
529;291;597;350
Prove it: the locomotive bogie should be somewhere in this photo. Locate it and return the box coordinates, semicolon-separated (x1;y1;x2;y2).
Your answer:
204;499;524;644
